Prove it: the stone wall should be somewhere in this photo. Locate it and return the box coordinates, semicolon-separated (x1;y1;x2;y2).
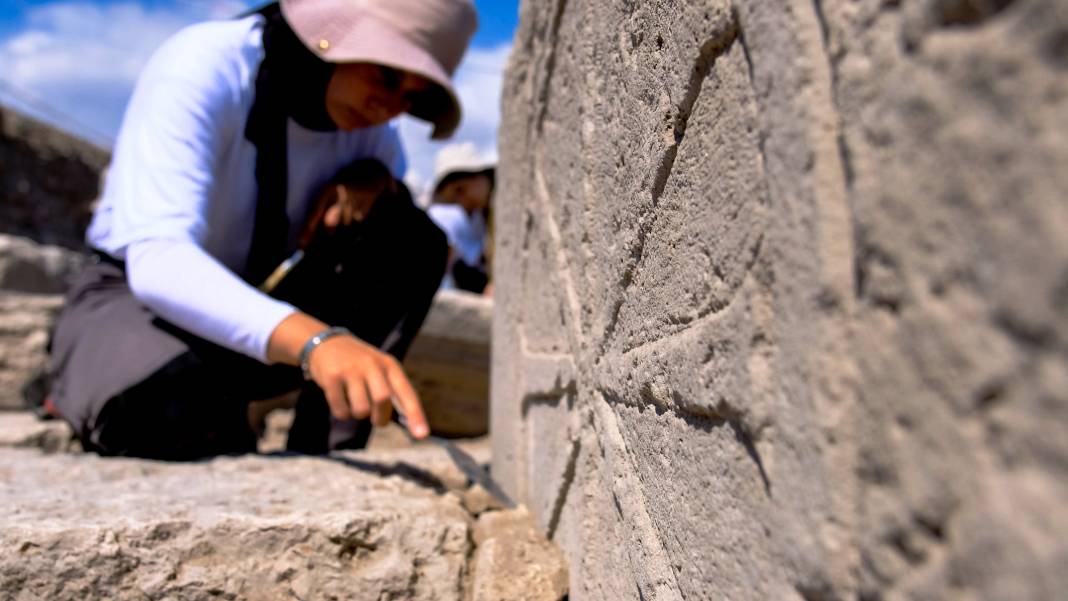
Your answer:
492;0;1068;599
0;107;109;250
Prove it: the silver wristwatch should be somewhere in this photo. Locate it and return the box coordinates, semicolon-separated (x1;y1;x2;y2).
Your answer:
298;326;352;380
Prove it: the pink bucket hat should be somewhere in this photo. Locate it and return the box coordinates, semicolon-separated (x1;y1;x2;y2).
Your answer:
281;0;478;139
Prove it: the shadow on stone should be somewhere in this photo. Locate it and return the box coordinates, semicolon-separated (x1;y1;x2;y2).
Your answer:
262;450;450;495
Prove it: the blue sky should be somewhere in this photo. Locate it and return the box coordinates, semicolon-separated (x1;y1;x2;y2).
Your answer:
0;0;518;191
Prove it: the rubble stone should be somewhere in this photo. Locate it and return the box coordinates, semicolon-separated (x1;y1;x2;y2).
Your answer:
0;234;87;294
0;411;78;453
0;293;63;410
469;507;569;601
404;289;492;437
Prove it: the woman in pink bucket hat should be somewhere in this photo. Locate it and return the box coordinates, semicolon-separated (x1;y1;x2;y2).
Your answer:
41;0;478;459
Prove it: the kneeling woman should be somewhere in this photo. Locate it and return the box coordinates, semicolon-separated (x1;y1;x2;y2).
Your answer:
47;0;478;459
427;146;496;294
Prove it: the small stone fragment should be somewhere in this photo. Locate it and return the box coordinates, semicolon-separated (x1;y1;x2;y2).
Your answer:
470;506;569;601
460;482;505;516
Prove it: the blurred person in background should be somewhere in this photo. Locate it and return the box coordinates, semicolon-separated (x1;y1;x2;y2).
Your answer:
426;143;495;295
41;0;478;459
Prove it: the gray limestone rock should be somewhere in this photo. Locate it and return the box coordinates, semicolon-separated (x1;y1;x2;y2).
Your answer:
0;448;472;601
469;507;569;601
0;106;108;250
0;412;78;453
0;236;86;411
493;0;1068;599
0;235;87;294
404;289;492;437
0;412;565;601
0;293;63;410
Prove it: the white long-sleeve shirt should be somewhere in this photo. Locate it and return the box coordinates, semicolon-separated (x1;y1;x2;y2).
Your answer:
427;204;486;289
427;204;486;266
87;14;406;362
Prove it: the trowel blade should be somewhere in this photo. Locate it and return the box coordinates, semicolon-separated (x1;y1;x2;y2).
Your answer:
394;413;515;509
434;435;516;509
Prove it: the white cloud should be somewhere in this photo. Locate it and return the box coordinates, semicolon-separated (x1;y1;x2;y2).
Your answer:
0;1;253;145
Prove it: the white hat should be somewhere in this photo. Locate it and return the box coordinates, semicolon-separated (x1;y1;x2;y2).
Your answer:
281;0;478;139
431;142;496;193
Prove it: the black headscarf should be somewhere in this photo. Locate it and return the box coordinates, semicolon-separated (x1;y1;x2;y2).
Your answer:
243;2;337;284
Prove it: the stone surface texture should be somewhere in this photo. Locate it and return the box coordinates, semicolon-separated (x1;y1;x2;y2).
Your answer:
0;413;566;601
493;0;1068;599
0;412;79;453
0;292;63;410
0;234;87;294
0;107;108;250
0;106;102;411
469;508;569;601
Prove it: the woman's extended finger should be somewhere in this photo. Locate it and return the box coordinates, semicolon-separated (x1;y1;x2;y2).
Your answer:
340;198;355;227
365;367;393;427
323;203;342;232
321;378;352;421
344;377;371;420
385;361;428;438
298;192;332;248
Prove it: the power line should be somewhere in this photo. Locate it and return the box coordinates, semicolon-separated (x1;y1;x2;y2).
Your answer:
0;76;115;148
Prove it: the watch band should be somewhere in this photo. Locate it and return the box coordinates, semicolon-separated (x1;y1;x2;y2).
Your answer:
298;326;352;380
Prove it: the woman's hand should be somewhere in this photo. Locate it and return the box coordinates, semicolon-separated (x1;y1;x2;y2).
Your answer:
298;166;394;248
323;184;382;229
297;184;381;248
267;312;429;439
306;334;426;434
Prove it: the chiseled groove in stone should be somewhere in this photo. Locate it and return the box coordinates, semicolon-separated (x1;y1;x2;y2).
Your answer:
517;324;576;362
518;348;577;416
521;388;576;418
734;12;775;209
545;438;582;540
597;18;743;357
596;383;770;497
588;396;686;601
533;153;587;352
811;0;858;192
811;0;860;192
791;1;863;595
618;232;765;357
516;327;579;417
793;0;856;308
736;7;757;98
534;0;571;135
616;284;735;361
811;0;833;61
651;17;741;203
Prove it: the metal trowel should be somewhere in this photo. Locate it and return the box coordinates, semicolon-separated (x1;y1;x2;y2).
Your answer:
394;410;516;509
